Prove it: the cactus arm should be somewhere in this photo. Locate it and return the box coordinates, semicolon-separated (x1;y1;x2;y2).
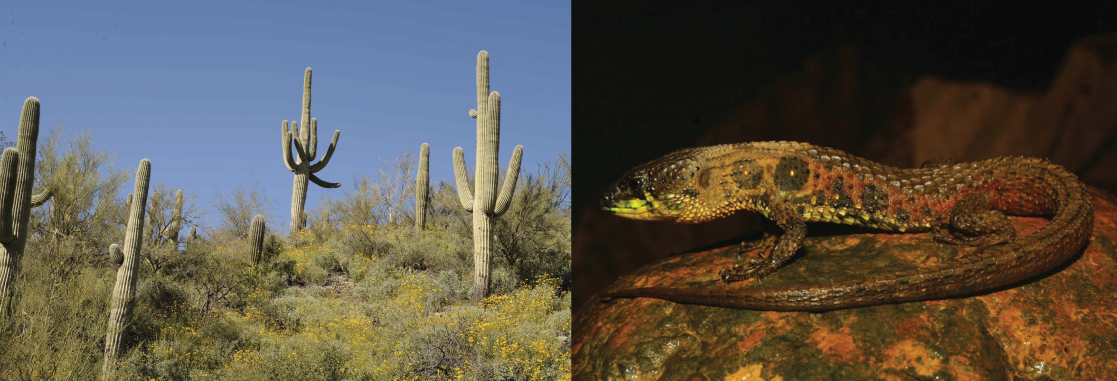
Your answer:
308;130;339;173
292;121;305;165
289;131;309;163
308;173;341;189
11;98;39;245
0;148;19;243
452;147;474;212
492;145;524;217
473;91;501;213
308;118;318;161
30;189;51;207
108;243;122;263
249;214;265;265
282;121;298;171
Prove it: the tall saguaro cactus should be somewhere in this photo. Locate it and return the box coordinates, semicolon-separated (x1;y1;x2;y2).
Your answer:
281;67;341;232
0;97;42;318
249;215;265;265
452;51;524;302
103;159;151;376
415;143;430;231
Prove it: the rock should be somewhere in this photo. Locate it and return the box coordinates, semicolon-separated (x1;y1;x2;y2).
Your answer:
574;188;1117;380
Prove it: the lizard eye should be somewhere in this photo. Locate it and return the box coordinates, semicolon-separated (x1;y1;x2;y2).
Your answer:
628;178;644;193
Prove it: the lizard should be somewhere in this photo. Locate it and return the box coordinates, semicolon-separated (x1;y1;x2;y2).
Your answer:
600;141;1094;311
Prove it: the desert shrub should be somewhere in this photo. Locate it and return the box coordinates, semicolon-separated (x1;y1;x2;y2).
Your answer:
31;125;128;250
279;236;333;285
494;155;572;289
120;311;260;381
466;276;570;380
211;180;277;239
0;238;115;381
425;180;472;236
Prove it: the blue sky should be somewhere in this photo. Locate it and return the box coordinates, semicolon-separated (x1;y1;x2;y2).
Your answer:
0;1;570;233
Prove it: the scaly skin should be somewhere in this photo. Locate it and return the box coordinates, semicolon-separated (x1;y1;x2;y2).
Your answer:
601;141;1094;311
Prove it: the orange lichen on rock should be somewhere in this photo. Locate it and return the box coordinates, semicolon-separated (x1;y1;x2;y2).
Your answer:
723;364;783;381
809;323;863;361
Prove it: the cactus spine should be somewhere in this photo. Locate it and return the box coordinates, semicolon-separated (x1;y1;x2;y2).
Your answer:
0;98;41;318
415;143;430;231
452;51;524;302
281;67;341;233
249;215;265;265
103;159;150;376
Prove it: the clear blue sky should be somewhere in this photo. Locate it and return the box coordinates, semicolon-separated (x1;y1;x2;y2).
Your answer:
1;1;570;233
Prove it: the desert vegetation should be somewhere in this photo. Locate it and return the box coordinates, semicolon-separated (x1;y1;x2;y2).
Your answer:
0;51;570;380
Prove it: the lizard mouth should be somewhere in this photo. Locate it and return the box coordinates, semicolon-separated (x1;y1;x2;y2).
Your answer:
601;196;677;221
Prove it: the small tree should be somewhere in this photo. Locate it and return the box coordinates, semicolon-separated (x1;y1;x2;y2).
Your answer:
377;150;417;227
211;180;276;239
32;126;127;249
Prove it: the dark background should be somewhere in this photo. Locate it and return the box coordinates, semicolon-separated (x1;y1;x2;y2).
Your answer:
572;1;1117;309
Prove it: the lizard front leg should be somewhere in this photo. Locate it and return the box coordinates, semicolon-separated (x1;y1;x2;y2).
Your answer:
720;203;807;283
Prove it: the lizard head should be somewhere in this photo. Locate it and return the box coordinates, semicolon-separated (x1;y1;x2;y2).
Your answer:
602;143;818;223
601;147;717;222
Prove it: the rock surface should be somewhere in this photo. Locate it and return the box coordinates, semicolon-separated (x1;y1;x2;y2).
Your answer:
574;188;1117;380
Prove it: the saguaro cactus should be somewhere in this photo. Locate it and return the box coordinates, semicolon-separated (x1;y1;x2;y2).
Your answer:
103;159;151;376
249;215;265;265
452;51;524;302
415;143;430;231
0;98;42;318
186;226;197;249
163;189;183;244
281;67;341;232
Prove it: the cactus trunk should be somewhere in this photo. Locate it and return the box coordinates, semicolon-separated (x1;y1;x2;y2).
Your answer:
103;159;151;376
415;143;430;231
472;209;493;301
281;68;341;233
249;215;265;265
452;52;524;302
290;168;309;231
0;98;41;319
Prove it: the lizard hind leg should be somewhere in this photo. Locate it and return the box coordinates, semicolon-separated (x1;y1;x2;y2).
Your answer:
934;192;1016;254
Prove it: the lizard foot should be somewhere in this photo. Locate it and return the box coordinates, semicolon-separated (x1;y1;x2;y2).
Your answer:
734;232;778;260
718;260;776;283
